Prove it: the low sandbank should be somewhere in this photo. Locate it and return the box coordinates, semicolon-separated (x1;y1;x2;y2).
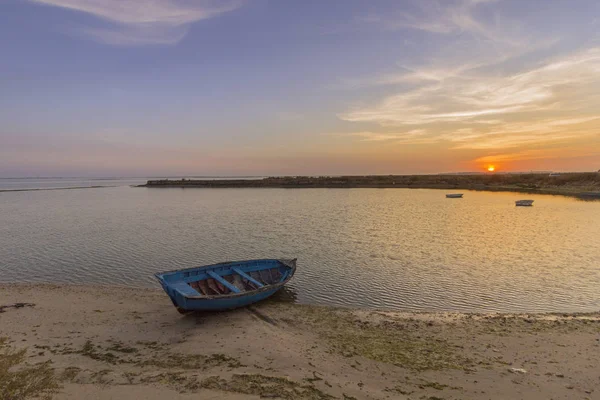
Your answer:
1;284;598;399
0;186;116;193
140;173;600;199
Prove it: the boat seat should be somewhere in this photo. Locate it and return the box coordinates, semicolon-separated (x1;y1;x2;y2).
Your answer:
171;281;200;296
232;268;264;288
207;271;241;293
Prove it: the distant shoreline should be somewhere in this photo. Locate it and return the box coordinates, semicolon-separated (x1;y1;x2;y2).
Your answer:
139;174;600;199
0;185;116;193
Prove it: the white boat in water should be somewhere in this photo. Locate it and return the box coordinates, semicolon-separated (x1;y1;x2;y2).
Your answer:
515;200;534;206
446;193;463;198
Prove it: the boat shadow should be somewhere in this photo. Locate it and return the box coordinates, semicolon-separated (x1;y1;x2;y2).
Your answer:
171;286;299;327
263;285;299;304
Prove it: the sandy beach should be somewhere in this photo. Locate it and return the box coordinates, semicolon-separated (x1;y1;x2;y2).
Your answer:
1;284;598;400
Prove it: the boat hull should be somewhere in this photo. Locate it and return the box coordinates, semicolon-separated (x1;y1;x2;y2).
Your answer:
515;200;534;206
155;258;296;313
167;286;282;312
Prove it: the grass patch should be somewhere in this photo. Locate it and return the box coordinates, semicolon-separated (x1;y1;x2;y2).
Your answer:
78;340;242;370
0;337;60;400
330;330;467;370
385;386;413;395
198;374;335;400
476;315;600;335
136;341;166;350
140;372;189;386
106;342;138;354
59;367;81;382
138;352;242;369
122;371;140;384
419;381;448;390
289;306;473;371
80;340;121;364
90;369;113;384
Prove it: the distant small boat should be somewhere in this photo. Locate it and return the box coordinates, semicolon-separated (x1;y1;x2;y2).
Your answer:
155;259;297;313
446;193;463;198
579;192;600;199
515;200;534;206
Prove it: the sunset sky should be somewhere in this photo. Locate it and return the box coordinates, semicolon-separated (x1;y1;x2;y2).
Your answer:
2;0;600;177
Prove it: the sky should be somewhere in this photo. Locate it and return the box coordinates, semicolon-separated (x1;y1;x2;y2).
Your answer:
1;0;600;177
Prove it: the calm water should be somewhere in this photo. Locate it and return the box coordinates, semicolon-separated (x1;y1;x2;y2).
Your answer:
1;181;599;313
0;177;261;191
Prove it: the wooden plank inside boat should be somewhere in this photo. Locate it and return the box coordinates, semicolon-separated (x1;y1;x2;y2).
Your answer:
223;275;245;292
271;268;282;282
223;275;234;285
259;269;273;285
263;269;273;284
233;268;263;290
215;280;228;294
206;278;220;295
242;279;255;291
207;271;241;294
197;280;209;295
232;274;246;291
250;271;264;284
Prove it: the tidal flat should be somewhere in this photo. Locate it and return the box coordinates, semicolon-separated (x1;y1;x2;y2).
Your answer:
1;284;598;399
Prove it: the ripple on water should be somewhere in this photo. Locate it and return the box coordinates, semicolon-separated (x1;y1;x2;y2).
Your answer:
1;187;600;313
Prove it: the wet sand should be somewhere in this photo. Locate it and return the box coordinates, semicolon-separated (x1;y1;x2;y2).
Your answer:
1;284;598;399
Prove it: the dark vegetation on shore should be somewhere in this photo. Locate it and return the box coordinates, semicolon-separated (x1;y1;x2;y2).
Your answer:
143;173;600;197
0;337;59;400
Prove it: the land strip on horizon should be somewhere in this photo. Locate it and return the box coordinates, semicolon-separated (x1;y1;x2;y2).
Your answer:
141;173;600;198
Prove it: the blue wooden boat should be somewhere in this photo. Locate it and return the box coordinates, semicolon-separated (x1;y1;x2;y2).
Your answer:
515;199;534;206
155;258;297;313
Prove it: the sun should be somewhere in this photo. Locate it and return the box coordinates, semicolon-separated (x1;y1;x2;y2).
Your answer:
487;165;495;172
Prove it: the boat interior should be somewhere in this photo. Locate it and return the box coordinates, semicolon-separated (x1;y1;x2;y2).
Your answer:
158;260;291;297
190;267;283;295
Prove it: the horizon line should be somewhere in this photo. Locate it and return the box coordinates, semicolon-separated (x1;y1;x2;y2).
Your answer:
3;170;597;180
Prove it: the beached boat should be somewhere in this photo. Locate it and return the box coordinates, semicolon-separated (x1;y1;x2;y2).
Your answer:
578;192;600;199
515;200;534;206
446;193;463;198
155;258;297;313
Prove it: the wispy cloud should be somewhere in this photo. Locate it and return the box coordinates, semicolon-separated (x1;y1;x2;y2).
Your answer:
29;0;243;45
337;115;600;150
344;129;427;142
449;117;600;149
475;146;600;164
337;64;477;89
341;48;600;125
337;46;600;154
330;0;600;163
359;0;524;48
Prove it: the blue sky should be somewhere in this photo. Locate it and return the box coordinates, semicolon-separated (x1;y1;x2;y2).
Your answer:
1;0;600;176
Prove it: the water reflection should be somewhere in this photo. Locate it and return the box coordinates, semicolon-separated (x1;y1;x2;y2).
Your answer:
267;286;299;304
1;186;600;313
574;195;600;202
